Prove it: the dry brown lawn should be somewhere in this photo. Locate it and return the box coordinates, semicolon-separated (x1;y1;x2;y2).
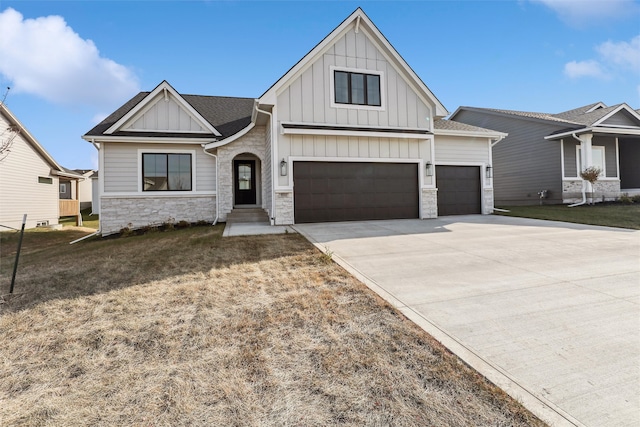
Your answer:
0;226;546;426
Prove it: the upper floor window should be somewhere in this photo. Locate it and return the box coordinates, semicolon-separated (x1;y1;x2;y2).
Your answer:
334;71;381;107
142;153;192;191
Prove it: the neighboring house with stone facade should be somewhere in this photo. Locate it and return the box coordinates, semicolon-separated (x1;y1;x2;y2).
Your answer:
83;8;506;236
450;102;640;205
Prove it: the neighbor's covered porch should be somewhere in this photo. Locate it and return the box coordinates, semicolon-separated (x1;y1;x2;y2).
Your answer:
557;130;640;202
57;170;85;226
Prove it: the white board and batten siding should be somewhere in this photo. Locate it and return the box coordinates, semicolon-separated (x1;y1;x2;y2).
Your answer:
123;92;208;133
280;135;430;160
102;143;216;194
0;116;59;229
277;27;433;129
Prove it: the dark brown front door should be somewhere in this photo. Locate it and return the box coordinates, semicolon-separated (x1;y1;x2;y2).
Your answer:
234;160;256;205
293;161;419;223
436;166;481;216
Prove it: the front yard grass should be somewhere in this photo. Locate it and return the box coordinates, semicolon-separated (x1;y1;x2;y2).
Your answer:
0;226;545;426
496;203;640;230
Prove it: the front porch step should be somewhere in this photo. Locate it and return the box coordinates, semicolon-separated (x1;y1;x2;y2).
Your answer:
226;208;270;224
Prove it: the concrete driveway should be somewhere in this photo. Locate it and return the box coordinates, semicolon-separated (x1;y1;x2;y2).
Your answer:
293;215;640;427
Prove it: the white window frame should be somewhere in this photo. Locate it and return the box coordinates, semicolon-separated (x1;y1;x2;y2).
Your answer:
576;146;606;178
330;66;385;112
137;149;197;193
59;183;67;194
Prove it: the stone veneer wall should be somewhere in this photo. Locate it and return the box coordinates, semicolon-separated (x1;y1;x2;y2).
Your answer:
101;196;215;235
275;191;294;225
483;188;494;214
216;126;267;222
562;179;621;203
421;188;437;218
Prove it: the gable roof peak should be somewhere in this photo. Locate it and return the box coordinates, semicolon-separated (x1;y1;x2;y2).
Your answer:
553;102;607;120
259;7;448;117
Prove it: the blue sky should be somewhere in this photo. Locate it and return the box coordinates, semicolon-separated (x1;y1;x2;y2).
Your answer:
1;0;638;169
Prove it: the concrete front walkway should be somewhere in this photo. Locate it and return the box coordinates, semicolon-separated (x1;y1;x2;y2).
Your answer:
294;215;640;427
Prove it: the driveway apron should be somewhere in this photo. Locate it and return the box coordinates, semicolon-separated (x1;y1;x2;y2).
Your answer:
294;215;640;427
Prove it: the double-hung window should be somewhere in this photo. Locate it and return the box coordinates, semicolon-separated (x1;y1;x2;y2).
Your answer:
142;153;192;191
334;70;381;107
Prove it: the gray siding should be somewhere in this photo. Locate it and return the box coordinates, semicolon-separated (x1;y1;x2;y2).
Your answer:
563;139;578;177
103;143;216;193
602;110;638;127
453;110;563;205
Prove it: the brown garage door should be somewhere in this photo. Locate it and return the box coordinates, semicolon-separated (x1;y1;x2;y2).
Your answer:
293;162;419;223
436;166;481;216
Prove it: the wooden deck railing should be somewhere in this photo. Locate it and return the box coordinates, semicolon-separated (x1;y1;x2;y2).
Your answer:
59;199;79;217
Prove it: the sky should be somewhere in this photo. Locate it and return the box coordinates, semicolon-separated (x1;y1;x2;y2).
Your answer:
0;0;638;169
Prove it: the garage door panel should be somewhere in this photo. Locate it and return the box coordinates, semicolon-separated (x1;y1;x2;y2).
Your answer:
437;166;481;216
294;162;418;223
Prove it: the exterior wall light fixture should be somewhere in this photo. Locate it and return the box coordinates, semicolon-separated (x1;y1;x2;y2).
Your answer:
486;165;493;178
425;161;433;176
280;158;288;176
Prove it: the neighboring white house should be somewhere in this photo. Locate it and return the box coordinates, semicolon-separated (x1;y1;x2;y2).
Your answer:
0;103;83;230
90;171;100;215
71;169;95;211
84;8;506;235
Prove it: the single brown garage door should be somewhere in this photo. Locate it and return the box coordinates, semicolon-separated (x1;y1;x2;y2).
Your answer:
293;162;419;223
436;166;481;216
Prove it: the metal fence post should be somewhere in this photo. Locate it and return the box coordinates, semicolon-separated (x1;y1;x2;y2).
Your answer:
9;214;27;294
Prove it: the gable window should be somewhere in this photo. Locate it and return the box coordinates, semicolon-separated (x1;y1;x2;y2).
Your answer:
334;71;381;106
142;153;192;191
38;176;53;184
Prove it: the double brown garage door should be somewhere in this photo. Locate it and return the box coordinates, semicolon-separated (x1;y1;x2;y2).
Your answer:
293;162;418;223
293;162;482;223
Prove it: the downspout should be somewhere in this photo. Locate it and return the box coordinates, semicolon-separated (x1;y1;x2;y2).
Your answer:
202;146;219;225
254;103;276;225
69;138;103;242
569;133;587;207
70;230;100;244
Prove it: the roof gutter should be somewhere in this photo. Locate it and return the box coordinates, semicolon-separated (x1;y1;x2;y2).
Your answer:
202;122;256;150
491;135;506;147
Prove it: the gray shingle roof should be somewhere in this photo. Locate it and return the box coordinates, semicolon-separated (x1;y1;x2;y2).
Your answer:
85;92;255;140
434;119;500;134
460;103;628;128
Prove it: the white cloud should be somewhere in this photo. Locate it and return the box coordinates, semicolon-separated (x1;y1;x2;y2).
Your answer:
596;35;640;72
564;60;607;79
0;8;139;109
530;0;639;26
564;35;640;81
